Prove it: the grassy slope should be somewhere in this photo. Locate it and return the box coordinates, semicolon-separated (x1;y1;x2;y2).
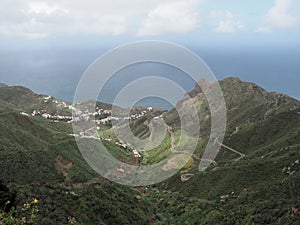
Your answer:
0;113;152;224
1;79;300;224
151;78;300;224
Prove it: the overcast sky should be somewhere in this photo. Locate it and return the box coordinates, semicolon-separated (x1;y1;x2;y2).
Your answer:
0;0;299;42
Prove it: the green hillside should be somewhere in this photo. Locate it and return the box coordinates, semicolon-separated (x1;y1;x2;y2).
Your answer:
0;78;300;224
0;87;150;224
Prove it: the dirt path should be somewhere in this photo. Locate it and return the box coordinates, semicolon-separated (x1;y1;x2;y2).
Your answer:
215;138;245;161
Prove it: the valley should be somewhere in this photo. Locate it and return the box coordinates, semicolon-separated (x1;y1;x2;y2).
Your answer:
0;77;299;224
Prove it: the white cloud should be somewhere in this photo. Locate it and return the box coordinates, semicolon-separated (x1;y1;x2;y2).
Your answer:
0;17;48;40
0;0;184;39
266;0;297;28
213;11;244;33
254;0;298;33
27;2;68;15
254;27;271;33
137;0;201;36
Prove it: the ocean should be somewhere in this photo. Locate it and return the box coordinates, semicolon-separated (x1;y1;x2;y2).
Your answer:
0;45;299;109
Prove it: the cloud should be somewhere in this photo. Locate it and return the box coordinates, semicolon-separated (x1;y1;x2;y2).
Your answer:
212;11;244;33
27;2;68;15
254;27;271;33
137;0;201;36
266;0;297;28
0;0;182;39
3;0;297;39
7;22;48;39
254;0;298;33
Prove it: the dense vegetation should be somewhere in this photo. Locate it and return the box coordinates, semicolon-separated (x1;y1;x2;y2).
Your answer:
0;78;299;224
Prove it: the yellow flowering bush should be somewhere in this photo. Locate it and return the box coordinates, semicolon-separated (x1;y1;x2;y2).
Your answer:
0;198;39;225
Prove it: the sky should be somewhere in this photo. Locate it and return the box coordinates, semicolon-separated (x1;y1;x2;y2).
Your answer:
0;0;299;40
0;0;299;102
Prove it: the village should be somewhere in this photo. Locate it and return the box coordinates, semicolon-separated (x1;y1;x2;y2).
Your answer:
19;95;156;163
20;95;154;125
72;104;153;161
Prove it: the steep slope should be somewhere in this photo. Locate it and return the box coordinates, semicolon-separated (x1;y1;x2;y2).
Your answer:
166;77;299;130
162;76;300;171
0;79;299;224
154;77;300;224
0;85;71;116
0;87;152;224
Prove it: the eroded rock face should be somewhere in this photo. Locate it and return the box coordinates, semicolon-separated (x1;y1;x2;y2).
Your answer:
188;78;210;98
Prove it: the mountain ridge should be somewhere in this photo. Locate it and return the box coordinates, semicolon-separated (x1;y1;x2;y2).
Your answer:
0;77;299;224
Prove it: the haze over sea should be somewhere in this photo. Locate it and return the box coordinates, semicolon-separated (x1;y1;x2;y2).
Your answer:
1;39;299;109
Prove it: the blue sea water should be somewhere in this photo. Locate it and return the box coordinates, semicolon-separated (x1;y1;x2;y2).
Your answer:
0;44;299;109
